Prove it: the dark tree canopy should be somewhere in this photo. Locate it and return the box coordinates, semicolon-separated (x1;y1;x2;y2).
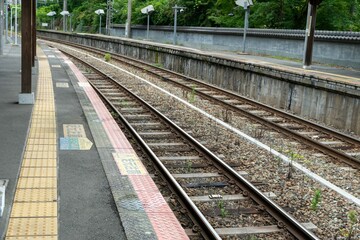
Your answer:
36;0;360;32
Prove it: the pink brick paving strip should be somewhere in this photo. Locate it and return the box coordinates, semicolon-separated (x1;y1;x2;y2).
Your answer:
61;53;189;239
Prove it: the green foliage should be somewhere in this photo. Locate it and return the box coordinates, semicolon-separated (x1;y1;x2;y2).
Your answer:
104;53;111;62
339;210;359;239
217;200;228;218
317;0;360;31
310;189;321;211
186;160;192;172
36;0;360;31
36;4;60;29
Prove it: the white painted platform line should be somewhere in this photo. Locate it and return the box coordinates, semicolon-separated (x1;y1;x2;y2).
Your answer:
0;180;9;217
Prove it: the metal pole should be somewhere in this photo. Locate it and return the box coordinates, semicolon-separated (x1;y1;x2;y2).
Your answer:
173;5;177;45
63;0;67;32
69;14;72;32
146;10;149;39
242;2;249;53
10;7;12;38
303;2;317;68
15;0;17;45
6;2;9;43
0;0;4;55
99;14;102;34
125;0;131;38
106;0;113;35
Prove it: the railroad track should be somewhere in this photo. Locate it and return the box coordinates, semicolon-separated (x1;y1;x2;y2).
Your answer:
56;45;319;239
42;38;360;170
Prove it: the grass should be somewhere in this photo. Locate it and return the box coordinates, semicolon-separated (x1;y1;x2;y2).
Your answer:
339;210;358;239
217;200;228;218
104;53;111;62
310;189;321;211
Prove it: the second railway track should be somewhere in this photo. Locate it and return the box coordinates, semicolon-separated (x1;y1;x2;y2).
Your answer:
61;47;319;239
41;37;360;170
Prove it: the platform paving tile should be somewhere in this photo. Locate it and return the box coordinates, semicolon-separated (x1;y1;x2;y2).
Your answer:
11;202;57;217
14;188;57;202
136;190;173;213
19;167;57;178
129;175;160;192
60;50;189;239
16;177;57;189
6;237;57;240
147;212;189;240
118;211;157;240
21;158;57;168
107;174;136;194
86;121;113;148
4;47;59;239
6;217;58;237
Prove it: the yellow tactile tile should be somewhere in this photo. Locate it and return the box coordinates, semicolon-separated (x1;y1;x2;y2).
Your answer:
14;189;57;202
11;202;57;217
6;236;57;240
20;168;57;178
6;47;58;238
27;138;57;145
33;107;55;112
23;151;56;159
22;158;57;168
29;127;56;134
31;114;55;120
28;132;56;139
17;177;57;189
31;122;56;129
26;144;56;152
34;104;55;110
6;217;58;236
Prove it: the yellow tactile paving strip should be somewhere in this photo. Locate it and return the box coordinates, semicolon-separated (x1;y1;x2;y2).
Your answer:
6;48;58;239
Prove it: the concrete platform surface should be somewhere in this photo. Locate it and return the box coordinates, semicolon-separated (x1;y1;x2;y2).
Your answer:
0;40;188;239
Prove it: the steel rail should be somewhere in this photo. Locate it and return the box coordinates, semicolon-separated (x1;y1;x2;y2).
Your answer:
61;49;319;239
63;52;221;240
48;38;360;169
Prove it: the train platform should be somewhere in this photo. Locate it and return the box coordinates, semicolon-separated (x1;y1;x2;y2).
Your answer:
0;41;188;239
209;50;360;84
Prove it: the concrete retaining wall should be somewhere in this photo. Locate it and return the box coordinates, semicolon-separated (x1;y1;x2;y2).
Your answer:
109;25;360;70
38;31;360;135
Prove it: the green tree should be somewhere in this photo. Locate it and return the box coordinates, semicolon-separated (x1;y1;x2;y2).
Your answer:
317;0;360;31
36;4;61;29
37;0;360;31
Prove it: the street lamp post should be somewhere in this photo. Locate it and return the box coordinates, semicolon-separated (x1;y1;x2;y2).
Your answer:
106;0;113;35
63;0;67;32
0;0;4;55
95;9;105;34
60;11;70;32
235;0;253;53
141;5;154;40
5;2;9;43
125;0;132;38
15;0;18;45
172;5;185;45
69;14;72;32
10;6;13;38
47;11;56;30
